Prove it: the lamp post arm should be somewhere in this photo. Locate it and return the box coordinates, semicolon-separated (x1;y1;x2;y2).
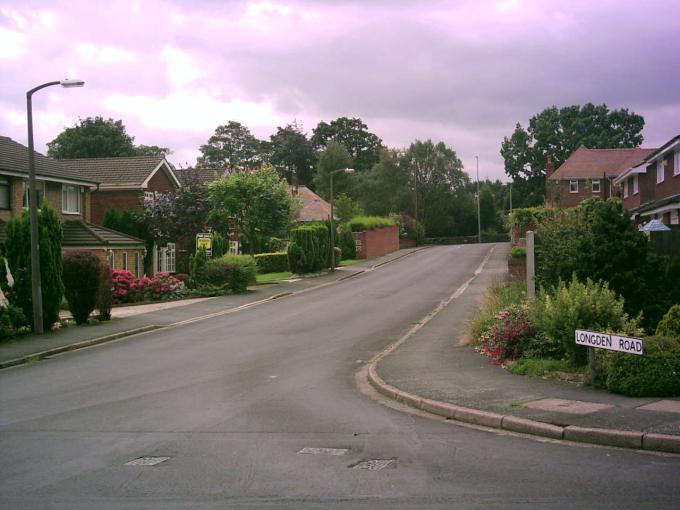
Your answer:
27;81;61;97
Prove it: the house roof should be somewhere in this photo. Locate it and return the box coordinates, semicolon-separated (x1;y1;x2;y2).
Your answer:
0;136;98;186
614;134;680;184
548;146;657;181
634;193;680;215
174;166;227;187
60;156;180;189
61;220;146;248
294;185;332;222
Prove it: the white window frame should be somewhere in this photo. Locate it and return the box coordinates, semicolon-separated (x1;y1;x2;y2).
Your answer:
633;175;639;194
675;151;680;176
61;184;81;214
144;191;154;202
591;179;600;193
107;250;115;269
122;252;128;271
23;180;45;208
159;243;176;273
623;179;628;198
0;177;9;209
569;180;578;193
657;159;665;183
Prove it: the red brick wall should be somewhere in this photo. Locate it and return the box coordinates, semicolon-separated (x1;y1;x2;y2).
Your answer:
90;190;143;225
147;167;177;192
549;179;620;208
654;153;680;201
354;226;399;259
621;175;641;210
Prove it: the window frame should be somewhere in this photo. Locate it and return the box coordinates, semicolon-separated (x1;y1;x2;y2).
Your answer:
633;175;639;194
591;179;600;193
674;151;680;176
623;179;628;198
569;180;578;193
0;176;9;210
61;184;81;214
22;180;45;209
122;252;128;271
657;159;665;184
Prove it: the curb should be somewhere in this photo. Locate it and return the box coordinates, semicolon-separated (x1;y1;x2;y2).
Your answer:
0;325;160;370
366;362;680;454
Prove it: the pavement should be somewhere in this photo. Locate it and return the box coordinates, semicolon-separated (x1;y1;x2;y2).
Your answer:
369;243;680;454
0;247;424;369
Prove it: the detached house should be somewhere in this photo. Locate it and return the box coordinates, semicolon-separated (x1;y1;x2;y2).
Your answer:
62;156;182;273
0;136;146;274
614;134;680;226
546;146;657;208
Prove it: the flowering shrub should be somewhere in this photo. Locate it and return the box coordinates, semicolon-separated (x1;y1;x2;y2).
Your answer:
111;270;136;304
111;270;184;304
476;305;535;365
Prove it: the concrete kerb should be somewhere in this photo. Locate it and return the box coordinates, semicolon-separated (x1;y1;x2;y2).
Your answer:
362;246;680;455
1;247;426;371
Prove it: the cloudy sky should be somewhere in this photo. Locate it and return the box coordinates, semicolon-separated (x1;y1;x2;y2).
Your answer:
1;0;678;180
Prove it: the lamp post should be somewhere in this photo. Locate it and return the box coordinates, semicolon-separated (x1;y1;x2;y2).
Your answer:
329;167;354;271
475;155;481;244
26;79;84;333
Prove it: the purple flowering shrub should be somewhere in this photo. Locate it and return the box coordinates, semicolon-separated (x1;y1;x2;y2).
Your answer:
476;304;535;365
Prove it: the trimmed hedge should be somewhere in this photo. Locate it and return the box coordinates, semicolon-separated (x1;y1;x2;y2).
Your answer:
254;252;289;273
288;224;329;273
338;225;356;260
63;251;102;324
605;335;680;397
425;234;509;245
347;216;395;232
221;255;257;293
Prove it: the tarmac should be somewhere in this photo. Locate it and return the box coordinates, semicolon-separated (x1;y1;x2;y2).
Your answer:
2;244;679;454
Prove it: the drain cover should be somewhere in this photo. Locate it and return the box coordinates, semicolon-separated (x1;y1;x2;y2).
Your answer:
351;459;395;470
298;447;349;456
125;456;171;466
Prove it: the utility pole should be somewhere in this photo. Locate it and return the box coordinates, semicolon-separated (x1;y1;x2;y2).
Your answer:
475;155;481;244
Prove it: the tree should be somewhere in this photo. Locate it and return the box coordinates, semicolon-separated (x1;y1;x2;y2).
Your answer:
334;193;364;224
268;122;317;188
311;117;383;172
357;149;412;217
47;117;137;159
198;121;264;171
500;103;645;206
135;145;172;157
479;183;498;231
208;166;296;255
103;209;154;272
313;141;354;200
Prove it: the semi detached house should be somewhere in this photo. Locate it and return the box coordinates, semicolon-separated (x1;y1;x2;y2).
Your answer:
0;136;146;275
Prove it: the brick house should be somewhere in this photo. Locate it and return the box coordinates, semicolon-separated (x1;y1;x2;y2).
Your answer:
62;156;182;273
0;136;146;275
614;134;680;226
546;146;656;208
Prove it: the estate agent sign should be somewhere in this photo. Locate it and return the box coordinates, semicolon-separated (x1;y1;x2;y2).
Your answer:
575;330;644;356
196;233;213;256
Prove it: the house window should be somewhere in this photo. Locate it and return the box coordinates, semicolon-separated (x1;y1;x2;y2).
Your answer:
61;184;80;214
623;180;628;198
633;175;639;194
22;181;45;208
122;252;128;271
569;180;578;193
0;177;9;209
160;243;176;273
591;179;600;193
144;191;154;202
675;151;680;176
657;160;665;183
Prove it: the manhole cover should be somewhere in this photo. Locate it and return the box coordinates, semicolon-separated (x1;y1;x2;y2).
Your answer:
298;447;349;456
125;456;171;466
350;459;395;470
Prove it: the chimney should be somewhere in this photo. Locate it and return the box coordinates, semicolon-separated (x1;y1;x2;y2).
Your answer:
545;155;555;178
291;169;299;195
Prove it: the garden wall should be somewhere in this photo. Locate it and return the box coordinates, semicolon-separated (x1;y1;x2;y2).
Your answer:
353;226;399;259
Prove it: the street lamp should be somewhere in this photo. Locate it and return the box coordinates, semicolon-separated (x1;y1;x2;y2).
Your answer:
26;79;84;333
475;155;481;244
329;167;354;271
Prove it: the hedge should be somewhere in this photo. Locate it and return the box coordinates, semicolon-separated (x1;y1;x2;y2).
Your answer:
288;224;329;273
347;216;395;232
254;252;289;273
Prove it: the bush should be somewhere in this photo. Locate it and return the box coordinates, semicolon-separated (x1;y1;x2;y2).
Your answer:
605;335;680;397
510;247;526;258
393;213;425;244
267;237;288;252
337;225;356;260
111;270;136;304
332;247;342;267
530;276;641;365
347;216;395;232
97;264;113;321
221;254;257;293
477;304;536;364
469;280;527;343
254;252;289;273
287;242;304;274
62;251;102;324
174;273;190;285
190;248;209;286
195;259;232;288
656;304;680;338
0;304;27;340
288;224;329;273
134;273;184;301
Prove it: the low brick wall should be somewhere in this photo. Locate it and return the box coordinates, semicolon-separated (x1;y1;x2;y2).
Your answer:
353;225;399;259
507;256;526;282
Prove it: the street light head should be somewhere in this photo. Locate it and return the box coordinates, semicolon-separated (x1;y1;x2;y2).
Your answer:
342;168;355;173
60;79;85;88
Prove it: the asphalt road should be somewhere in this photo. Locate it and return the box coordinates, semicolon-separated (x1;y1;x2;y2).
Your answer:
1;244;678;509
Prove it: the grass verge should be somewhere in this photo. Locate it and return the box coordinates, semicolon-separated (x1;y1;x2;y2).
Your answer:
339;259;360;267
506;358;586;383
256;271;293;284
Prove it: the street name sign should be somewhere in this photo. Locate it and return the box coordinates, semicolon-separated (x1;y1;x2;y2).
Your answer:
575;330;644;356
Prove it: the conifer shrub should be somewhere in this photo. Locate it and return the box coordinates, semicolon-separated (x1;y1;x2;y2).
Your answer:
189;248;209;286
287;242;304;274
62;251;102;324
656;304;680;338
337;225;356;260
97;263;113;321
288;224;330;273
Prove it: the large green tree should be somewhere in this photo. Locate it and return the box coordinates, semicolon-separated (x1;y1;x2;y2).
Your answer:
198;121;264;171
268;122;317;187
357;149;411;217
311;117;383;172
313;141;354;200
479;183;498;231
501;103;645;207
208;166;296;254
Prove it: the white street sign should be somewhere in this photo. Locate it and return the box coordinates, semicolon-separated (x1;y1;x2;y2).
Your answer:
575;330;644;356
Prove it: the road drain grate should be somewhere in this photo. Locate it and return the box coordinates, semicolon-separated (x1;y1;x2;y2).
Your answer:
125;456;171;466
350;459;396;470
298;447;349;456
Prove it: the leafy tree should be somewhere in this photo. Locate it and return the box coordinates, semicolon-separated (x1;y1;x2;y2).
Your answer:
208;166;296;255
135;144;172;157
334;193;364;224
357;149;412;217
47;116;138;159
311;117;383;172
268;122;317;187
198;121;264;171
103;209;153;272
479;183;498;231
500;103;645;206
313;141;354;200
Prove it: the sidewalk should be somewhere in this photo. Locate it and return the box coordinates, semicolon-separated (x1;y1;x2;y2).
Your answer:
0;247;425;369
371;244;680;453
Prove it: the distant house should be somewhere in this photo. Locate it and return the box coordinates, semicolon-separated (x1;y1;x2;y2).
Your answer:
546;146;657;208
293;185;332;222
61;155;182;273
0;136;146;275
614;134;680;226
